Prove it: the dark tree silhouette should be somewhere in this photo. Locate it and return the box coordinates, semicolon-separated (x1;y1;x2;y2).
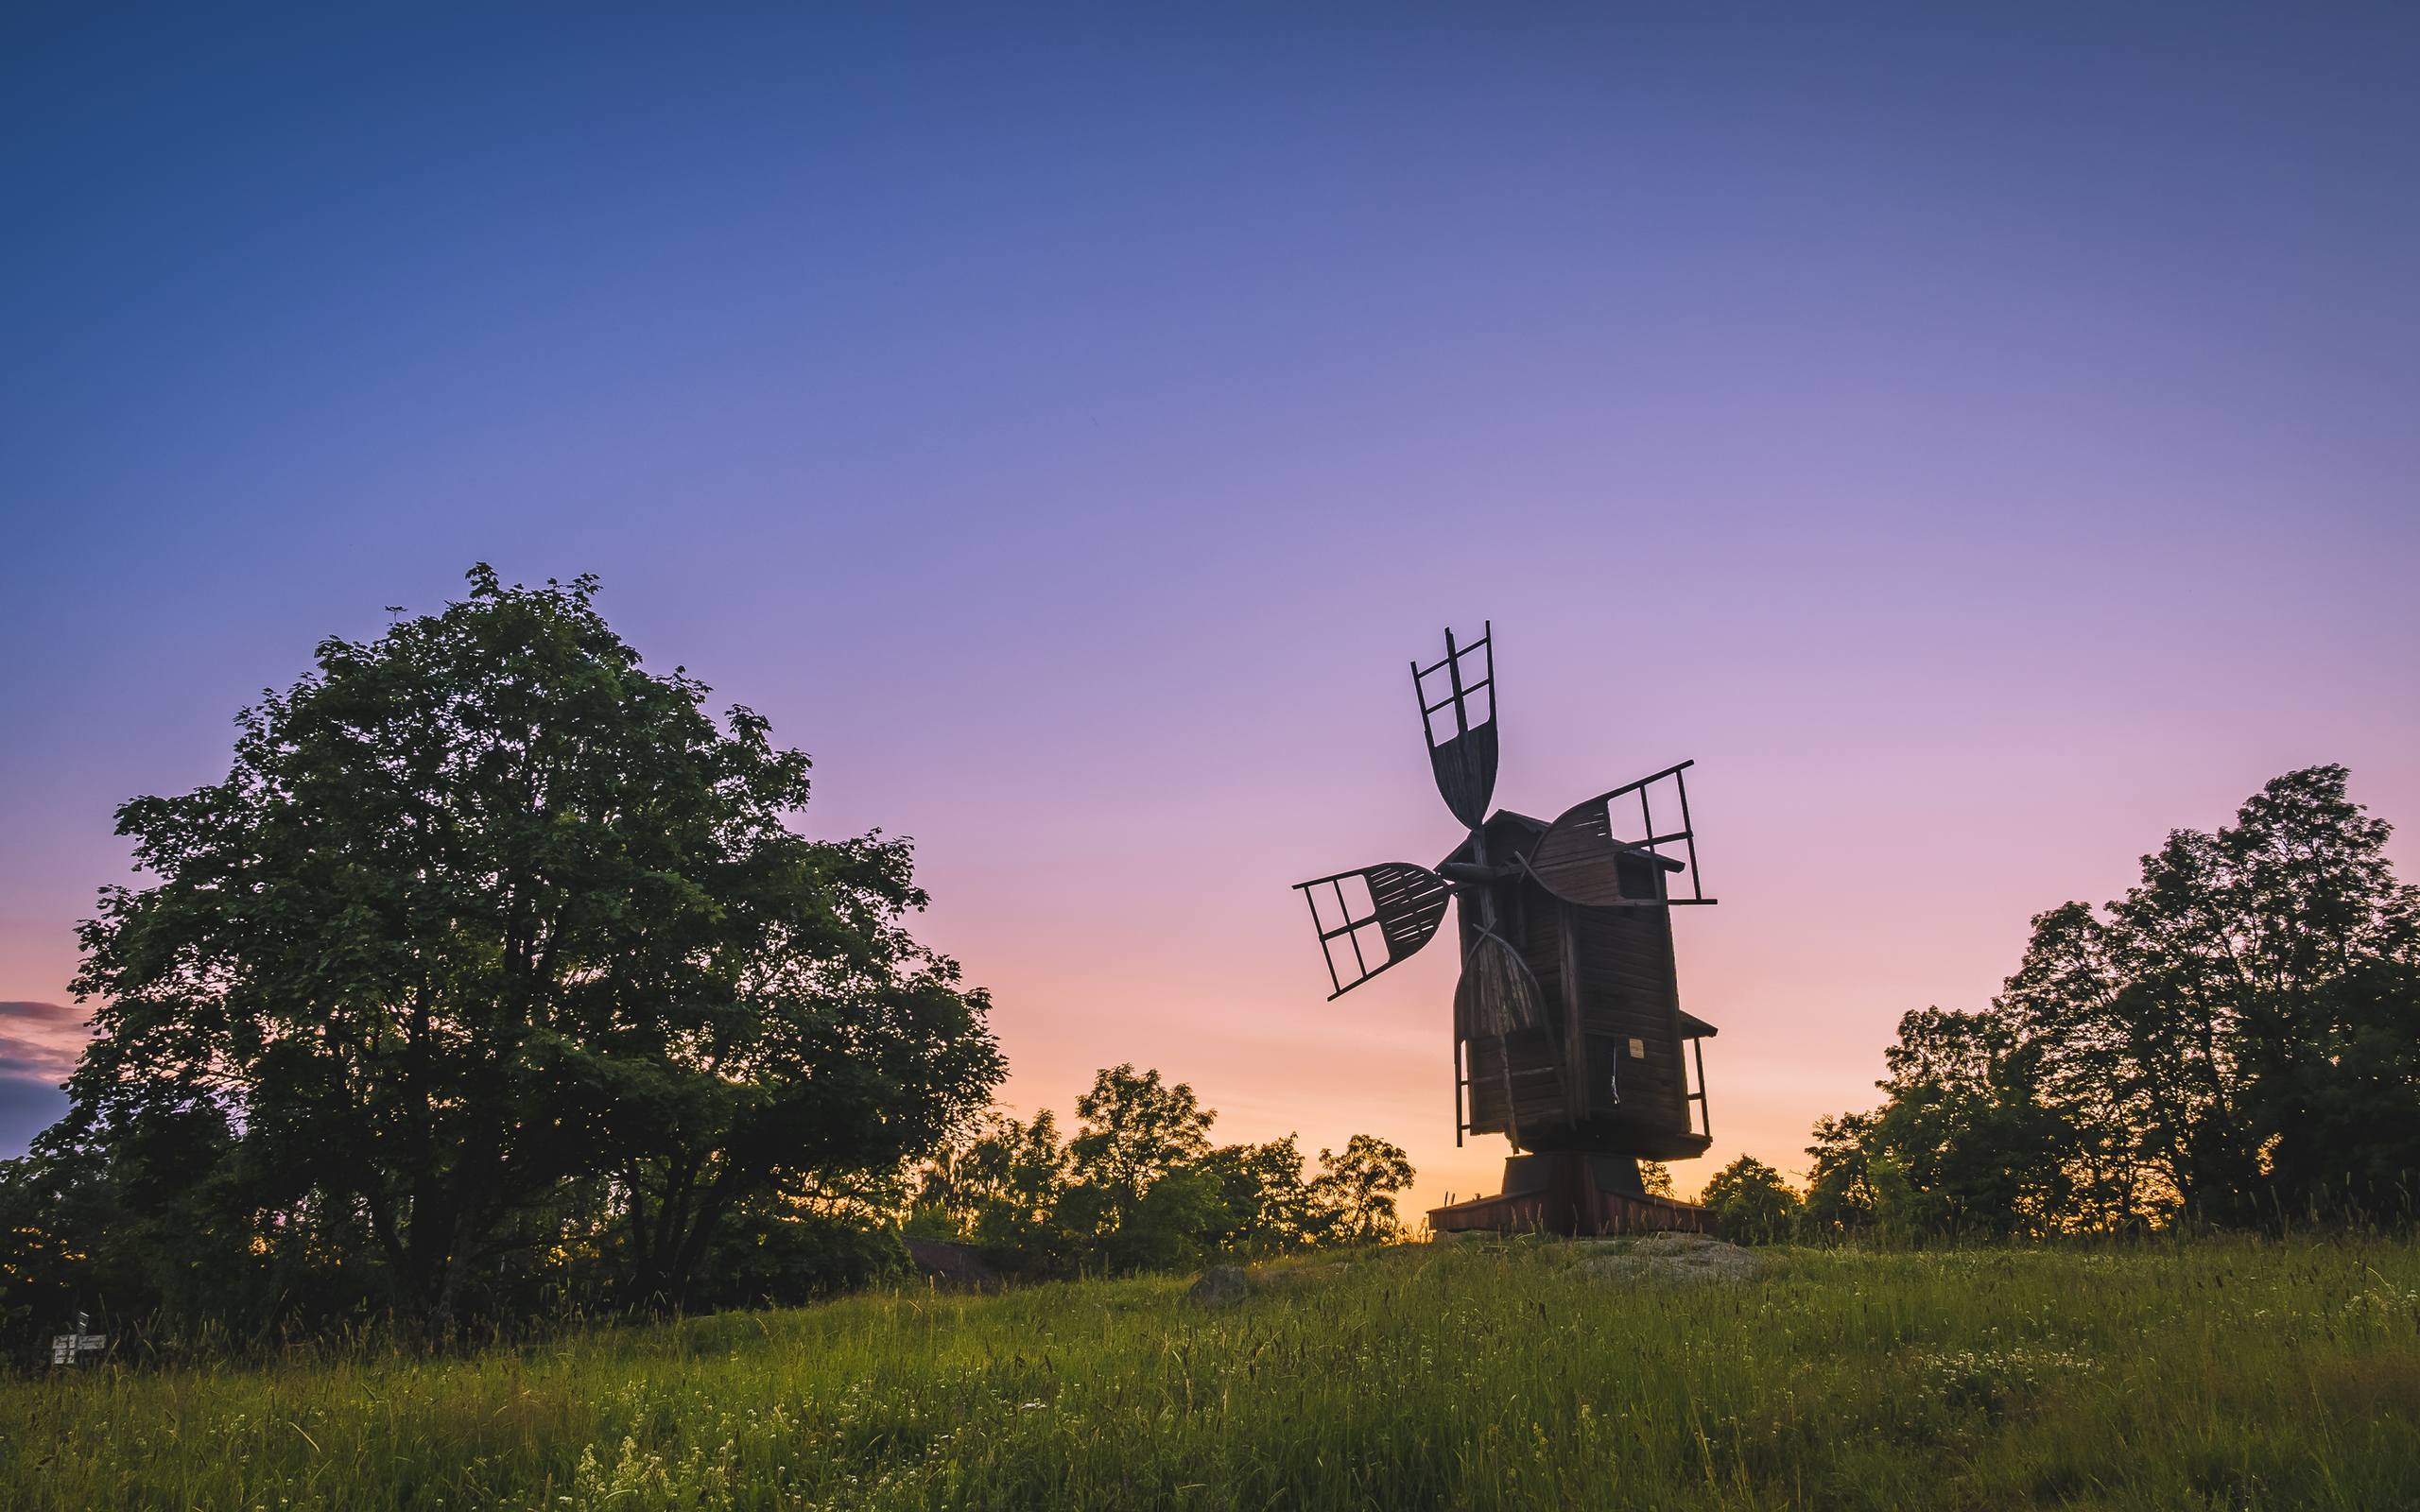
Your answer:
1820;765;2419;1234
1698;1156;1801;1243
62;566;1001;1330
1308;1134;1417;1243
906;1067;1417;1275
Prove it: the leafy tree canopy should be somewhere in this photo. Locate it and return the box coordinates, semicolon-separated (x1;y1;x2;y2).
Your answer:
1699;1156;1802;1245
907;1068;1417;1275
59;566;1003;1330
1816;765;2419;1237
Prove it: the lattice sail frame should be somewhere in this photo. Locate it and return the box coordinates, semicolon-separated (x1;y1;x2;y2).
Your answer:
1413;623;1497;831
1292;862;1451;999
1524;760;1716;908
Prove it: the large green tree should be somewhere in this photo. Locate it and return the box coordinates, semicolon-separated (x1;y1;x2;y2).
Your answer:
66;567;1001;1329
2008;765;2419;1223
1816;765;2418;1236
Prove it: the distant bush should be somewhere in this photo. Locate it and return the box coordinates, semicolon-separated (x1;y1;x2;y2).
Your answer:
1699;1156;1803;1245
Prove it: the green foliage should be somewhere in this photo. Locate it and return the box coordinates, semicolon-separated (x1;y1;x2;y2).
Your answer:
1698;1155;1803;1244
1308;1133;1417;1243
1200;1136;1318;1252
19;567;1002;1341
1099;1165;1230;1274
1816;765;2420;1240
1063;1064;1216;1246
681;1202;911;1312
909;1069;1415;1277
1801;1112;1876;1233
5;1238;2413;1510
1861;1007;2077;1240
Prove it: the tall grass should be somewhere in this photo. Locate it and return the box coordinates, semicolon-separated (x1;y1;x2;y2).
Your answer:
2;1237;2413;1510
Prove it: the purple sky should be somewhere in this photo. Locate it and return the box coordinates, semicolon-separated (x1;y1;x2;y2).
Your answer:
4;8;2416;1207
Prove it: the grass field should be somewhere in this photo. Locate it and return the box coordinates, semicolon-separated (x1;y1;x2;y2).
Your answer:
3;1236;2415;1511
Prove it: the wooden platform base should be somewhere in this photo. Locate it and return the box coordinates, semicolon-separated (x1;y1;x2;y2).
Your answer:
1427;1152;1715;1237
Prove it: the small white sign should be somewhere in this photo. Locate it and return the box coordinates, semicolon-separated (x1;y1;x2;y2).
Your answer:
49;1333;105;1366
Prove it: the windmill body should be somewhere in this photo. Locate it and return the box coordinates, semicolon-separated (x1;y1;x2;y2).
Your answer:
1295;625;1720;1235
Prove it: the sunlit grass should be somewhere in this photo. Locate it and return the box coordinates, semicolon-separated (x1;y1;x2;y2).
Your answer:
3;1238;2414;1510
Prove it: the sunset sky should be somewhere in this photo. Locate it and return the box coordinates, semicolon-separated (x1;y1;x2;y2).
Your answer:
4;7;2416;1210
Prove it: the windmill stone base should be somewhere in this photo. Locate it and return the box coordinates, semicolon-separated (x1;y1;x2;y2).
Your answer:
1427;1152;1715;1237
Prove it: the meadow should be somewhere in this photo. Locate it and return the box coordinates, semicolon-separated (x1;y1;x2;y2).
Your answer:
3;1237;2414;1512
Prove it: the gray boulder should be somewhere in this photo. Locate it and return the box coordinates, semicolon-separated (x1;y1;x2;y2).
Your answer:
1186;1264;1254;1307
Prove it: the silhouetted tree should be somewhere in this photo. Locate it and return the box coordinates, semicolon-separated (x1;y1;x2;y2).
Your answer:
908;1070;1416;1276
1863;1007;2075;1238
1801;1112;1876;1234
1699;1156;1801;1244
1996;902;2155;1228
1814;765;2419;1237
63;566;1001;1332
1064;1059;1219;1258
912;1110;1085;1276
1308;1135;1417;1243
1201;1136;1318;1252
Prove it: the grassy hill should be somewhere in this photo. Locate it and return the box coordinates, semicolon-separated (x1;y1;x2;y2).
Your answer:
4;1236;2414;1510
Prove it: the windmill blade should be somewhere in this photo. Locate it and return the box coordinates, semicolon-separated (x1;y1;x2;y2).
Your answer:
1525;823;1677;908
1524;760;1716;907
1412;624;1498;830
1453;928;1546;1040
1455;930;1564;1146
1292;862;1451;1000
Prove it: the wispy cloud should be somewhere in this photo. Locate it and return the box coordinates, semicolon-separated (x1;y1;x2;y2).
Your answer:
0;1002;90;1084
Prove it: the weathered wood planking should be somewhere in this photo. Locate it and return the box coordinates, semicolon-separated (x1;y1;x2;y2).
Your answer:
1448;810;1713;1158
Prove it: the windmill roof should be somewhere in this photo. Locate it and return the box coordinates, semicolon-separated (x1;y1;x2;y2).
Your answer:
1439;810;1547;867
1442;808;1685;872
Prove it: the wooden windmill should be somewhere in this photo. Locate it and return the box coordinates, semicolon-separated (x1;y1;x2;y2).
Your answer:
1294;624;1720;1234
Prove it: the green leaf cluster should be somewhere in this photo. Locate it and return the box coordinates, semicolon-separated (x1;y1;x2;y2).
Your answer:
1809;765;2420;1239
909;1065;1417;1274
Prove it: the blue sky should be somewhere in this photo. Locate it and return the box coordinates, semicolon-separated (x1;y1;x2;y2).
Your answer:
5;5;2416;1197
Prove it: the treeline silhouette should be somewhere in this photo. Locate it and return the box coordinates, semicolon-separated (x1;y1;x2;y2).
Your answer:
1693;765;2420;1242
906;1066;1414;1276
0;570;1409;1361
